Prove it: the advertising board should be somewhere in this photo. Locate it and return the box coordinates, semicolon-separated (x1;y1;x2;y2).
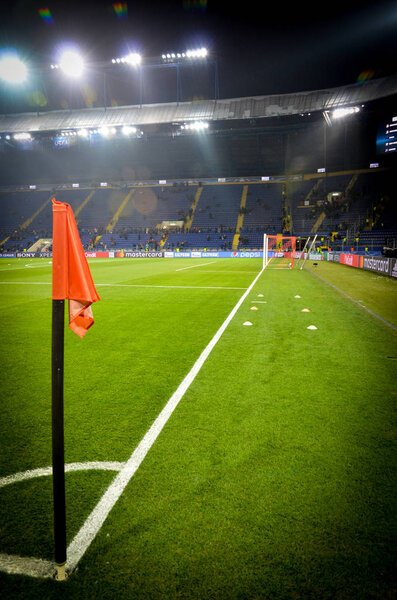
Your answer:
340;254;360;268
117;251;163;258
362;256;391;275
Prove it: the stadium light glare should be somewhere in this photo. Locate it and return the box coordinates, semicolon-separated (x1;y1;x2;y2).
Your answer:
332;106;360;119
186;47;208;59
122;125;137;135
98;126;116;137
162;47;207;62
13;132;32;141
112;53;141;66
181;121;209;132
0;52;28;84
77;128;89;138
59;50;85;78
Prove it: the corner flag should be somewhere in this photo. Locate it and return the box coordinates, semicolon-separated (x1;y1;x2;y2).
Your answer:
51;198;100;579
52;198;100;337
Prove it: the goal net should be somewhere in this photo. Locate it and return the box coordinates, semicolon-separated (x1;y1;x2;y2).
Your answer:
263;234;297;269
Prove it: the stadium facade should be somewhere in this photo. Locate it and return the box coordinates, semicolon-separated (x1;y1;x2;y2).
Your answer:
0;75;396;184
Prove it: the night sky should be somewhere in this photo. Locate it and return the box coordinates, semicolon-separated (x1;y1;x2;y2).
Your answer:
0;0;396;110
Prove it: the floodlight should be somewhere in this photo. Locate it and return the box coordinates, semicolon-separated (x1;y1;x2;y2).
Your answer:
332;106;360;120
122;125;137;135
98;126;116;137
13;132;32;141
77;128;89;138
186;47;208;59
112;53;141;66
127;53;141;65
162;48;207;62
59;50;84;78
181;121;209;131
0;53;28;84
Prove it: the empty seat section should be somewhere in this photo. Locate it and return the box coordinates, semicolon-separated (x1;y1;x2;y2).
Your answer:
190;184;242;232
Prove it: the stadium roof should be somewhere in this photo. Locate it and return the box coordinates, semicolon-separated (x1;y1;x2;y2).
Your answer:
0;75;396;134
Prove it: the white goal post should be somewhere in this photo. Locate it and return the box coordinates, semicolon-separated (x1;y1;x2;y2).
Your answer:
263;234;297;269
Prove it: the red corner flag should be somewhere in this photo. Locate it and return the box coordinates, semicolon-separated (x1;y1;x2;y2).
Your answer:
52;198;100;337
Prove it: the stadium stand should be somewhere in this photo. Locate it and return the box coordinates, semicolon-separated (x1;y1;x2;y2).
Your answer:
0;76;395;253
0;169;395;253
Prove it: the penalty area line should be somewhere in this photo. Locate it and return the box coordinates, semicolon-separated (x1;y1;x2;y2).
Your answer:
175;261;217;271
0;282;247;290
65;266;265;574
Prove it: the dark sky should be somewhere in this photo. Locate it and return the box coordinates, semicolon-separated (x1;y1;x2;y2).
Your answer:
0;0;396;109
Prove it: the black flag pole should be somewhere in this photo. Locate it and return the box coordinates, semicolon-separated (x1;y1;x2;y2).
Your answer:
51;198;100;580
51;298;67;581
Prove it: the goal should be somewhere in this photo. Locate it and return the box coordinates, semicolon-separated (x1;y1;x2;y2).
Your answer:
263;234;297;269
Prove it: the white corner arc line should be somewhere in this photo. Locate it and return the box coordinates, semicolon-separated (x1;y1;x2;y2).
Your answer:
65;267;265;574
0;462;125;580
0;553;55;579
176;261;217;271
0;462;125;489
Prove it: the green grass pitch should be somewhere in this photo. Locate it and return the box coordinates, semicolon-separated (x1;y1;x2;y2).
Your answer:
0;257;396;599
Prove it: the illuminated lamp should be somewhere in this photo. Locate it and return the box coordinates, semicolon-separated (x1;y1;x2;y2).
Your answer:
122;125;137;135
0;52;28;84
98;126;116;137
182;121;209;131
13;132;32;141
186;47;208;59
332;106;360;120
112;53;141;66
59;50;84;78
77;129;89;138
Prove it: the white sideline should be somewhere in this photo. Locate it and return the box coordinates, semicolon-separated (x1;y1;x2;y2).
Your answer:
65;266;265;574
